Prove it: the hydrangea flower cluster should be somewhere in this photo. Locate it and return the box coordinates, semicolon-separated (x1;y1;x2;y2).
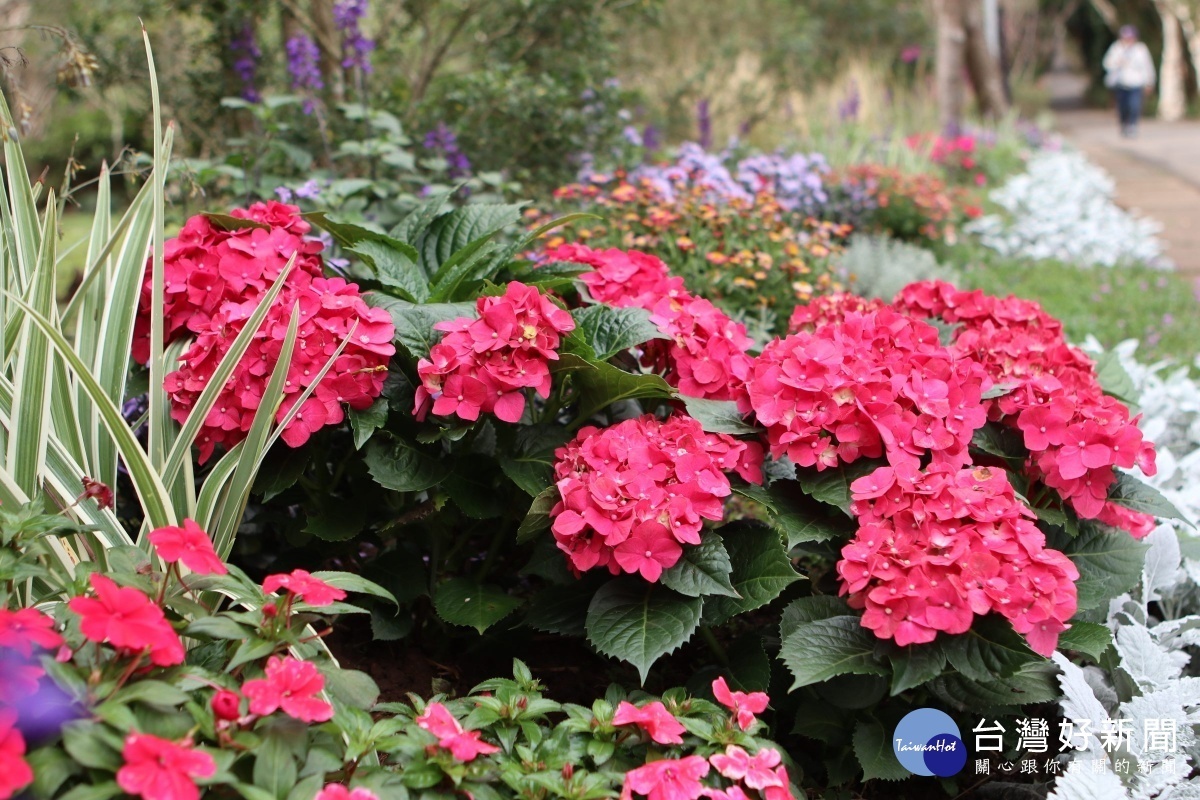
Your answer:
837;463;1080;656
896;281;1158;536
414;282;575;424
134;202;394;462
546;244;755;402
745;302;989;471
549;414;763;580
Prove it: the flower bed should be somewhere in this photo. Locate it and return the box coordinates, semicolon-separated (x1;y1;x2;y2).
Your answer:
2;63;1195;800
966;149;1168;268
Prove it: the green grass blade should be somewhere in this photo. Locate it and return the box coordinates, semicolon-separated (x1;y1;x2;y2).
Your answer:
195;445;241;535
0;89;40;292
159;255;298;491
143;26;168;471
7;196;57;495
49;355;86;465
61;179;152;327
92;162;161;490
5;294;175;528
73;163;113;471
209;305;299;559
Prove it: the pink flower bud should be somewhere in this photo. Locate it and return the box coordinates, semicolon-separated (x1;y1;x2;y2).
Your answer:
211;689;242;721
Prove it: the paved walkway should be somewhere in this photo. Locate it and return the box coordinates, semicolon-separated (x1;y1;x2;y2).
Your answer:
1055;108;1200;275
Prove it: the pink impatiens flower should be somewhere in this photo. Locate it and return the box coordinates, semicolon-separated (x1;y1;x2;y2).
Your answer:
68;574;185;667
315;786;380;800
415;701;500;762
241;655;334;723
622;756;710;800
711;677;769;731
262;569;346;607
0;711;33;800
149;519;227;575
709;745;784;790
612;700;686;744
116;733;216;800
0;607;63;657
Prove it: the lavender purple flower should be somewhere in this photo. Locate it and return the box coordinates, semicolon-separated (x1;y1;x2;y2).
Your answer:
333;0;375;73
626;143;829;213
285;34;323;113
642;124;661;153
423;122;472;179
230;23;261;103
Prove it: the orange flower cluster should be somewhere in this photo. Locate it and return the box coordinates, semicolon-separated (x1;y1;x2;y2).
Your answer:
831;164;980;245
528;175;849;335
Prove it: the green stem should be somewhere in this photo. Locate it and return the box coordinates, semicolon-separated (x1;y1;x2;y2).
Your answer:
699;625;730;668
475;527;508;583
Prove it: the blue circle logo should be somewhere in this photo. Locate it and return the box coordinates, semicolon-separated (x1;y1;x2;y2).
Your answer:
893;709;967;777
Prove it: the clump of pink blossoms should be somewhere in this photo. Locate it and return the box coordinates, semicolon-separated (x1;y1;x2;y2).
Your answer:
836;462;1079;656
413;281;575;423
745;302;989;472
896;280;1158;537
546;244;755;403
134;202;394;461
550;414;763;580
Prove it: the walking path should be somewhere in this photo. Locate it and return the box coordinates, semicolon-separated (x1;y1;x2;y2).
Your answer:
1055;108;1200;275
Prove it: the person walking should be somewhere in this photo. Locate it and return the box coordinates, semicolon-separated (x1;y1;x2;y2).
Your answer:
1103;25;1156;138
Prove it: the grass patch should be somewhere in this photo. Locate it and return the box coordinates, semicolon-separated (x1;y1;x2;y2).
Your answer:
954;251;1200;365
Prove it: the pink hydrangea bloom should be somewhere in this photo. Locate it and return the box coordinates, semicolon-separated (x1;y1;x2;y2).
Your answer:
550;414;762;578
550;245;754;403
138;202;393;462
747;299;989;473
896;280;1157;538
414;282;575;424
836;462;1079;655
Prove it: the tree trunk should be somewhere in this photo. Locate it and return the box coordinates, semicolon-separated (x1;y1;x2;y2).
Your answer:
1165;0;1200;98
963;0;1011;118
1088;0;1119;33
1157;1;1187;120
310;0;345;103
934;0;968;133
